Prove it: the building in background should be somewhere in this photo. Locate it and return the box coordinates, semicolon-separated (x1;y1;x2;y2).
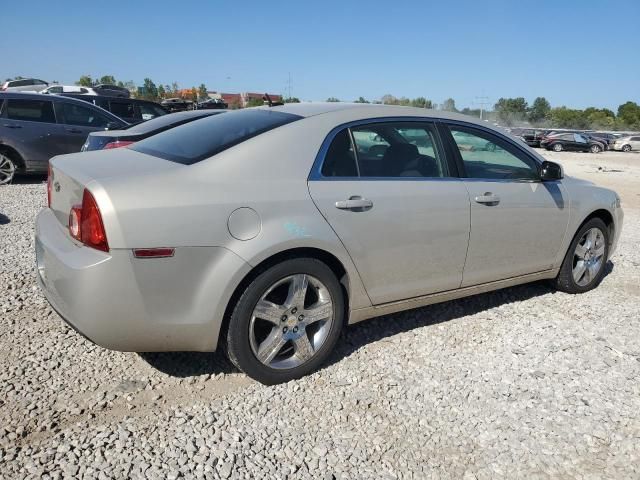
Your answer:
206;91;282;108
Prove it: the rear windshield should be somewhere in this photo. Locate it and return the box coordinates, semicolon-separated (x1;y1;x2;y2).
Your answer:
125;110;219;134
130;109;302;164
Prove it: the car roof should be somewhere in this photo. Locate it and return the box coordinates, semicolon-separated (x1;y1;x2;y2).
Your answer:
59;93;159;105
255;102;507;131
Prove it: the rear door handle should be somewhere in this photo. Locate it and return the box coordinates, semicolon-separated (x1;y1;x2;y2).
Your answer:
66;128;83;134
335;196;373;211
474;193;500;205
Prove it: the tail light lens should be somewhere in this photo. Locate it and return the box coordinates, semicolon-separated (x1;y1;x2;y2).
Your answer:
68;189;109;252
47;164;52;208
103;140;135;150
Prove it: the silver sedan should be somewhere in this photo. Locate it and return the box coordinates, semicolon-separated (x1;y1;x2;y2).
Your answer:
36;103;623;384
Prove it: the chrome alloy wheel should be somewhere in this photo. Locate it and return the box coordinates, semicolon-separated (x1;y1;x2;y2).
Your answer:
249;274;334;369
0;153;16;185
572;227;605;287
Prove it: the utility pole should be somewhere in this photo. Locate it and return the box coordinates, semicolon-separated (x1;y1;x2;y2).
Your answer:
286;72;292;100
474;96;490;120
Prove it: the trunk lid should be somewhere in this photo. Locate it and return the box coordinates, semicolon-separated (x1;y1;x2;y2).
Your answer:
49;148;180;228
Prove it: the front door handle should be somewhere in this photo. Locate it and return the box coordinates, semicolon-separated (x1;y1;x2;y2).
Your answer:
474;192;500;205
335;196;373;211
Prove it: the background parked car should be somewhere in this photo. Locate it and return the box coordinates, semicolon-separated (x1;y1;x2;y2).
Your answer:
92;84;131;98
41;85;97;95
60;94;168;124
0;92;127;184
161;98;193;112
1;78;49;93
518;128;545;147
612;135;640;152
588;132;620;149
82;110;225;151
541;133;605;153
197;98;228;110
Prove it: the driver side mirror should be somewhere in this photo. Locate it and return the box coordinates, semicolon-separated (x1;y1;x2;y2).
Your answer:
540;160;563;181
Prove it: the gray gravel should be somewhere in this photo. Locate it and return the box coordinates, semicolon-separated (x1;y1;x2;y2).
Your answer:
1;166;639;479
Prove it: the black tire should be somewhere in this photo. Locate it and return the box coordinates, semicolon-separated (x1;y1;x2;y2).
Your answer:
590;144;602;153
552;143;563;152
224;258;345;384
622;144;631;152
551;218;609;294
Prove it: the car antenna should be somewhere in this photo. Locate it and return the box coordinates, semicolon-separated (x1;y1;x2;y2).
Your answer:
263;93;284;107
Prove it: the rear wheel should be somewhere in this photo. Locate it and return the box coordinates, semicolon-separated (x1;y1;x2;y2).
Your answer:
552;143;563;152
622;144;631;152
552;218;609;293
224;258;344;384
0;152;17;185
590;144;602;153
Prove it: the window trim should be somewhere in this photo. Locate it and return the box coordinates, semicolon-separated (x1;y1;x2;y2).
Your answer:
439;120;544;183
309;116;455;181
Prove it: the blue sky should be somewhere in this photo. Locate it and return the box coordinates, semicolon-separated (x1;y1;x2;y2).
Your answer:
3;0;639;110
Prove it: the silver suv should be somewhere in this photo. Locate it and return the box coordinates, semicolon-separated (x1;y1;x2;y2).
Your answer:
1;78;49;93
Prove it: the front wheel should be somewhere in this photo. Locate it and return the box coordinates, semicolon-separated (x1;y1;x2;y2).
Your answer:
224;258;344;384
622;144;631;152
551;218;609;293
552;143;563;152
590;144;602;153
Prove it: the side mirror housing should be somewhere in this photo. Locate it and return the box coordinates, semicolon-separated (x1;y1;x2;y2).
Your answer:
540;160;563;181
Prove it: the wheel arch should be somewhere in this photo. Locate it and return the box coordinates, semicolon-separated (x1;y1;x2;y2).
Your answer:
0;144;26;171
580;208;615;243
218;247;354;349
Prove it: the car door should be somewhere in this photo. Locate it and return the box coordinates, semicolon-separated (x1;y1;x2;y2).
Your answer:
308;121;471;305
54;101;114;152
1;97;68;171
443;123;569;287
573;133;590;151
630;136;640;150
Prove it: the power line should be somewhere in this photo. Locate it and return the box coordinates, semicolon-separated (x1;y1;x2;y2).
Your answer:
473;96;490;120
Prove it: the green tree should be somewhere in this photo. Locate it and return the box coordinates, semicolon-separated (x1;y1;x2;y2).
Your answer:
157;85;166;99
246;97;265;107
98;75;116;85
381;94;398;105
460;107;482;118
494;97;527;126
528;97;551;125
442;98;457;112
617;101;640;128
197;83;208;100
326;97;340;102
284;97;301;103
354;96;370;103
410;97;432;108
77;75;93;87
549;107;590;129
140;78;158;100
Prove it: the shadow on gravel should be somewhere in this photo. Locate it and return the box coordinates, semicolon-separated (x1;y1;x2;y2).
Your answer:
0;213;9;225
137;262;614;378
329;262;614;367
137;351;238;377
11;174;47;185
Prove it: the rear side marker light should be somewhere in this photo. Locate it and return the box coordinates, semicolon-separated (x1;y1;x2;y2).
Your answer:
133;248;175;258
103;140;135;150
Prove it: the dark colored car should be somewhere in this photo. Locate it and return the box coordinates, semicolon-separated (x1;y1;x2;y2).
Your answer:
161;98;194;112
197;98;228;110
60;94;168;124
0;92;127;184
541;133;605;153
588;132;620;148
518;128;546;147
92;84;131;98
82;110;226;151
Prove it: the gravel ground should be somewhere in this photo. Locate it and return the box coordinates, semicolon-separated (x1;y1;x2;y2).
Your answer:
1;151;639;479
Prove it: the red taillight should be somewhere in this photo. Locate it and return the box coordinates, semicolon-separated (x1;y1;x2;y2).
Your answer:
103;140;135;150
47;164;52;208
68;189;109;252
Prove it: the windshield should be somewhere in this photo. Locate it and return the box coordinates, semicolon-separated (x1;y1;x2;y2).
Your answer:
130;109;302;164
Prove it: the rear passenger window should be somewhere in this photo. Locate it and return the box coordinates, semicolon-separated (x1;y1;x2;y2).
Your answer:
58;102;110;127
449;126;539;181
6;99;56;123
109;101;135;119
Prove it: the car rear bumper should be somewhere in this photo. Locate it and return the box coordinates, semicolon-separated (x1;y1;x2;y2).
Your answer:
35;208;251;352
